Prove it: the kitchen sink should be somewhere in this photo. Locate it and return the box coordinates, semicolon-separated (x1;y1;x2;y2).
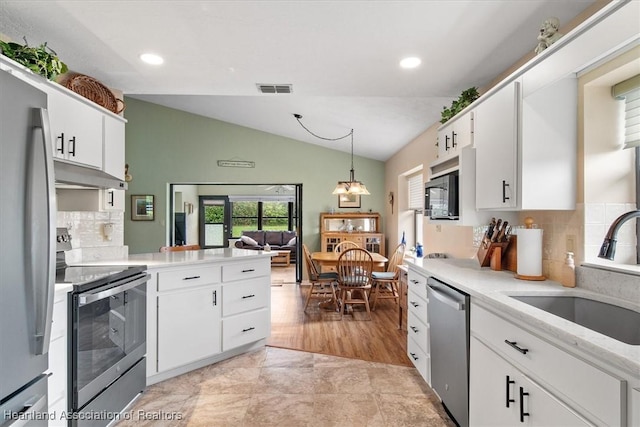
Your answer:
511;295;640;345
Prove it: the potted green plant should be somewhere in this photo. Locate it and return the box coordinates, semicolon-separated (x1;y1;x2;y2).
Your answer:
440;87;480;124
0;38;68;80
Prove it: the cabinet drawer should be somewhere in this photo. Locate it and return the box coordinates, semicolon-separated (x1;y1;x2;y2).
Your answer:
222;277;269;317
407;288;428;323
222;308;270;351
407;311;429;354
222;260;270;282
407;271;428;301
471;303;624;426
157;265;221;291
407;336;430;385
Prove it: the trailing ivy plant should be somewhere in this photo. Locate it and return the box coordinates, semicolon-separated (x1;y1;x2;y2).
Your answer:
0;38;68;80
440;86;480;124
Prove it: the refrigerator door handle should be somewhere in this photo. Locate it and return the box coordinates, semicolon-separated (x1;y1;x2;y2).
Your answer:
4;394;48;427
30;107;56;355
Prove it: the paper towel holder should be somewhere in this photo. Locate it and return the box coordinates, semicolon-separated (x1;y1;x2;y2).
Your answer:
514;217;546;281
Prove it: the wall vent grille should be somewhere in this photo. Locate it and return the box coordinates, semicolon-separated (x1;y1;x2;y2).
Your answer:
257;84;293;94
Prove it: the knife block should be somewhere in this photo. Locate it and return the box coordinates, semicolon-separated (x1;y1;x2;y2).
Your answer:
477;236;515;271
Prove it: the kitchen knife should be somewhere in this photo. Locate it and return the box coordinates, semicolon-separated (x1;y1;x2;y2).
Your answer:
486;217;496;240
496;221;508;242
491;219;502;242
496;221;509;242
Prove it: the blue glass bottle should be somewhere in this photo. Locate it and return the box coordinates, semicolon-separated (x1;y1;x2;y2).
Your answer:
416;243;423;258
401;231;406;245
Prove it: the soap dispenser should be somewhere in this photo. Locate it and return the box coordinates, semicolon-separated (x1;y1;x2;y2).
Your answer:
561;252;575;288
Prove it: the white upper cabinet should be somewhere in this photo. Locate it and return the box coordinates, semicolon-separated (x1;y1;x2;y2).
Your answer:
103;114;125;179
474;75;577;211
435;111;473;164
473;80;520;210
47;86;104;169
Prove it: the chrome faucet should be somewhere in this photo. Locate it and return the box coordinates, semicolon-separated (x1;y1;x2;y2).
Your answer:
598;210;640;260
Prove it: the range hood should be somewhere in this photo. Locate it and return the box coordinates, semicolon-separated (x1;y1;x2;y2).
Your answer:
54;160;127;190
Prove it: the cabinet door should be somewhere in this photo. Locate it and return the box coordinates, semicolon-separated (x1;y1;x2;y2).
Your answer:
452;111;473;151
100;189;125;211
103;115;125;179
470;337;592;427
47;88;103;168
474;80;519;209
470;337;519;426
157;284;221;372
436;125;451;160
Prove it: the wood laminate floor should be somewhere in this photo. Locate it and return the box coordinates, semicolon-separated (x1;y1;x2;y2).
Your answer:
268;266;412;367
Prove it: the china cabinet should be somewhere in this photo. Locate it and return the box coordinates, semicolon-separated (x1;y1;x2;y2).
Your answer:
319;212;384;255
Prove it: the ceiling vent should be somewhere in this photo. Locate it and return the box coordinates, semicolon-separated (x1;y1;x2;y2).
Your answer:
257;84;293;94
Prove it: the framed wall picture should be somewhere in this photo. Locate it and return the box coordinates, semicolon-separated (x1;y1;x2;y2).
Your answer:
131;195;154;221
338;193;361;208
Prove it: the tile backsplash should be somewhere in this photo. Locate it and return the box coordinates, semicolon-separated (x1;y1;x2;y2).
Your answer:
57;211;128;263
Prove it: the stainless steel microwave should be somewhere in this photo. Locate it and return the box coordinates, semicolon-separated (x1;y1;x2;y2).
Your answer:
425;170;459;220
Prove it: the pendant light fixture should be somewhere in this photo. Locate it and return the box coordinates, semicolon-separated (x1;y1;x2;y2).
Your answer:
294;114;370;195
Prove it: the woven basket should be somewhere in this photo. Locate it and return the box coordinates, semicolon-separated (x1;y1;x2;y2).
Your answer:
64;74;125;114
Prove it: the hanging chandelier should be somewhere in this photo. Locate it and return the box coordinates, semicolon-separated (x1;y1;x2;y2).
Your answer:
294;114;370;195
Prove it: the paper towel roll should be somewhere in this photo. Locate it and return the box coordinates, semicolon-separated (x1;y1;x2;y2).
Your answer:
516;228;543;277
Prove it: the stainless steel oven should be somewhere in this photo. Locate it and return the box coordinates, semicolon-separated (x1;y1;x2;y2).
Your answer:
65;265;149;426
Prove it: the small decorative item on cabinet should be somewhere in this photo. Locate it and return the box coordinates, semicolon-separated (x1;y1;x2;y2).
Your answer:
63;73;126;114
131;195;154;221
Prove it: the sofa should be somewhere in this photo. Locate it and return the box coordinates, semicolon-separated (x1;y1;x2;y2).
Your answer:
235;230;297;261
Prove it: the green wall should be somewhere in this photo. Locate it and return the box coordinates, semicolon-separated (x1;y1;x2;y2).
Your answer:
123;97;385;253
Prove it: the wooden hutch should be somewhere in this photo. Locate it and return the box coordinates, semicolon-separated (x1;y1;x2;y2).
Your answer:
319;212;384;255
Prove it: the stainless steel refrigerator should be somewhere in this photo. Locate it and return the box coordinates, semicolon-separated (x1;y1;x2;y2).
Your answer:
1;68;57;425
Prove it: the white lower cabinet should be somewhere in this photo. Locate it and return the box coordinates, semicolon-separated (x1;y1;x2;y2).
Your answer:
48;287;70;426
406;267;430;385
149;257;271;382
157;283;222;372
470;336;592;426
470;302;625;426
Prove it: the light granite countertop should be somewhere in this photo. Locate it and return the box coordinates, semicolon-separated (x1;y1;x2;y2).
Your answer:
406;257;640;379
77;248;274;268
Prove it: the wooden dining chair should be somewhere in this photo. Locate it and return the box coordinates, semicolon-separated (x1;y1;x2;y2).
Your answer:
302;244;338;312
336;248;374;320
333;240;359;253
370;243;405;310
159;244;201;252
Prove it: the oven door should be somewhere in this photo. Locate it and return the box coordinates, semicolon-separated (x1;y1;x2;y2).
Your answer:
71;272;149;410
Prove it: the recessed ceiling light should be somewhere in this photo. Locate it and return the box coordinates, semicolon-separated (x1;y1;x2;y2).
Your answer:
400;57;421;69
140;53;164;65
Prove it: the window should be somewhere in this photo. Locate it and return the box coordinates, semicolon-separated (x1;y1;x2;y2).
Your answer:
407;173;424;247
613;75;640;264
230;200;293;237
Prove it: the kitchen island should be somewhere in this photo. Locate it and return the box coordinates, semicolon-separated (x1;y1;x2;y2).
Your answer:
405;258;639;426
104;248;273;385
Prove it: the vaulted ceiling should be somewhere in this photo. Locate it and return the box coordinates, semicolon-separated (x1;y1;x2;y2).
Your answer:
0;1;598;160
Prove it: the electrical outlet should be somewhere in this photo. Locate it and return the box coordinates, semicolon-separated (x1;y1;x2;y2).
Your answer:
436;225;442;232
566;234;576;252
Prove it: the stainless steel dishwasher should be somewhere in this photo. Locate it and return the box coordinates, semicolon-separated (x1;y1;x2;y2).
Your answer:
427;277;470;427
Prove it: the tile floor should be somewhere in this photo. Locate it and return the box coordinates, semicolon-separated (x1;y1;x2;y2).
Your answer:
116;346;455;426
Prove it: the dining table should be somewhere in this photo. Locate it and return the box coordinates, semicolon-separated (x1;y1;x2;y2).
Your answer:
311;250;388;272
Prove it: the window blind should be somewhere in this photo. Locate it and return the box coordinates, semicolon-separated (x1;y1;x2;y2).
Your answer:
612;74;640;149
407;174;423;211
